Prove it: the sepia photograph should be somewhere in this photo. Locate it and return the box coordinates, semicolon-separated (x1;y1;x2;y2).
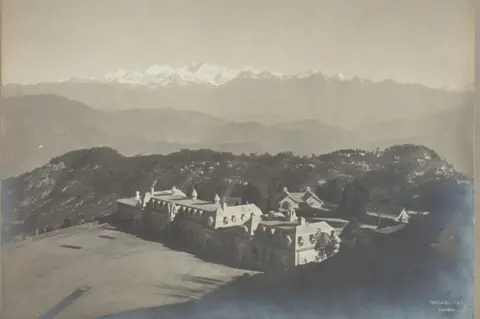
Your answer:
0;1;475;318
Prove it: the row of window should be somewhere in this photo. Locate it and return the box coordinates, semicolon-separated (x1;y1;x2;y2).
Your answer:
254;228;317;248
222;214;247;225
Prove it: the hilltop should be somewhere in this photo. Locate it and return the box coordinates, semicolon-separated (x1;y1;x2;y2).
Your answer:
1;144;472;241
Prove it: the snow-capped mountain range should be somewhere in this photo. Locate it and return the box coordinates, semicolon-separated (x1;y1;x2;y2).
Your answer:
77;62;351;87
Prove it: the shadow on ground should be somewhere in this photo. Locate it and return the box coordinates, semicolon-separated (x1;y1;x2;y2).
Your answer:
96;246;473;319
97;216;249;270
95;212;474;319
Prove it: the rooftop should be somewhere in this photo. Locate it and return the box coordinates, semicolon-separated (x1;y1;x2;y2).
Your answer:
258;219;334;235
260;220;300;229
116;197;141;207
169;198;220;212
284;190;322;204
151;193;188;202
365;202;406;218
370;223;407;235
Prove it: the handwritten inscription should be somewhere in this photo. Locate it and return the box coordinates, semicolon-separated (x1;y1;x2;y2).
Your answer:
429;300;467;313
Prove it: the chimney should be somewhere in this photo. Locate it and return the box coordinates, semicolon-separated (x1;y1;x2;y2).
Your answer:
192;188;198;200
135;191;140;200
221;196;227;210
214;194;220;204
299;217;306;225
151;180;157;195
283;187;289;193
305;186;311;193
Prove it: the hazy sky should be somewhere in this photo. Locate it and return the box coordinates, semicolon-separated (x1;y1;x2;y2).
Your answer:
3;0;475;87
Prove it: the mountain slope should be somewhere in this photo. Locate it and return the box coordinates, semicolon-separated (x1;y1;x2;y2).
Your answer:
1;145;471;241
1;94;473;178
1;95;353;178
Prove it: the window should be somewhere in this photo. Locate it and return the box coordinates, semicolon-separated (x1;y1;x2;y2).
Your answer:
309;234;316;244
223;217;229;225
298;236;304;247
232;215;237;223
241;214;246;221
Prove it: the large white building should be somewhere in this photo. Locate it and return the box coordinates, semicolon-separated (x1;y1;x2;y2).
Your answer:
115;185;340;272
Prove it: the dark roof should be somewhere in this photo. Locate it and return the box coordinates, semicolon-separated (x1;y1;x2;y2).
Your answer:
283;190;323;204
365;202;406;218
371;223;407;235
116;198;141;207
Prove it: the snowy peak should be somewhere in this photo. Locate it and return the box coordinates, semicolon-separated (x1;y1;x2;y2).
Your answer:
86;63;376;87
101;63;289;87
103;63;240;86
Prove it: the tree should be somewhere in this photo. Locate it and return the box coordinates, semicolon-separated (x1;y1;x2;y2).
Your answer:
315;230;341;260
325;231;341;257
241;182;262;207
316;179;343;204
337;179;369;220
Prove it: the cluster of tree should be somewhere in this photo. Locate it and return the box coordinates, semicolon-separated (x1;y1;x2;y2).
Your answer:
337;179;369;220
315;179;344;204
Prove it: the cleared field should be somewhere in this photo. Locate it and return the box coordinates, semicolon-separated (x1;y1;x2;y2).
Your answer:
1;223;257;319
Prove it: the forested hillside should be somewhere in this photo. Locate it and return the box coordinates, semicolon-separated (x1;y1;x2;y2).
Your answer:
1;144;472;241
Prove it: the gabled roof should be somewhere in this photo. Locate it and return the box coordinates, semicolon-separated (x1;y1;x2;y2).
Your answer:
282;190;323;204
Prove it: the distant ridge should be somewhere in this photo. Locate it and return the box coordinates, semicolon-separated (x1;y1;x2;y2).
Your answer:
1;94;473;178
5;62;471;91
